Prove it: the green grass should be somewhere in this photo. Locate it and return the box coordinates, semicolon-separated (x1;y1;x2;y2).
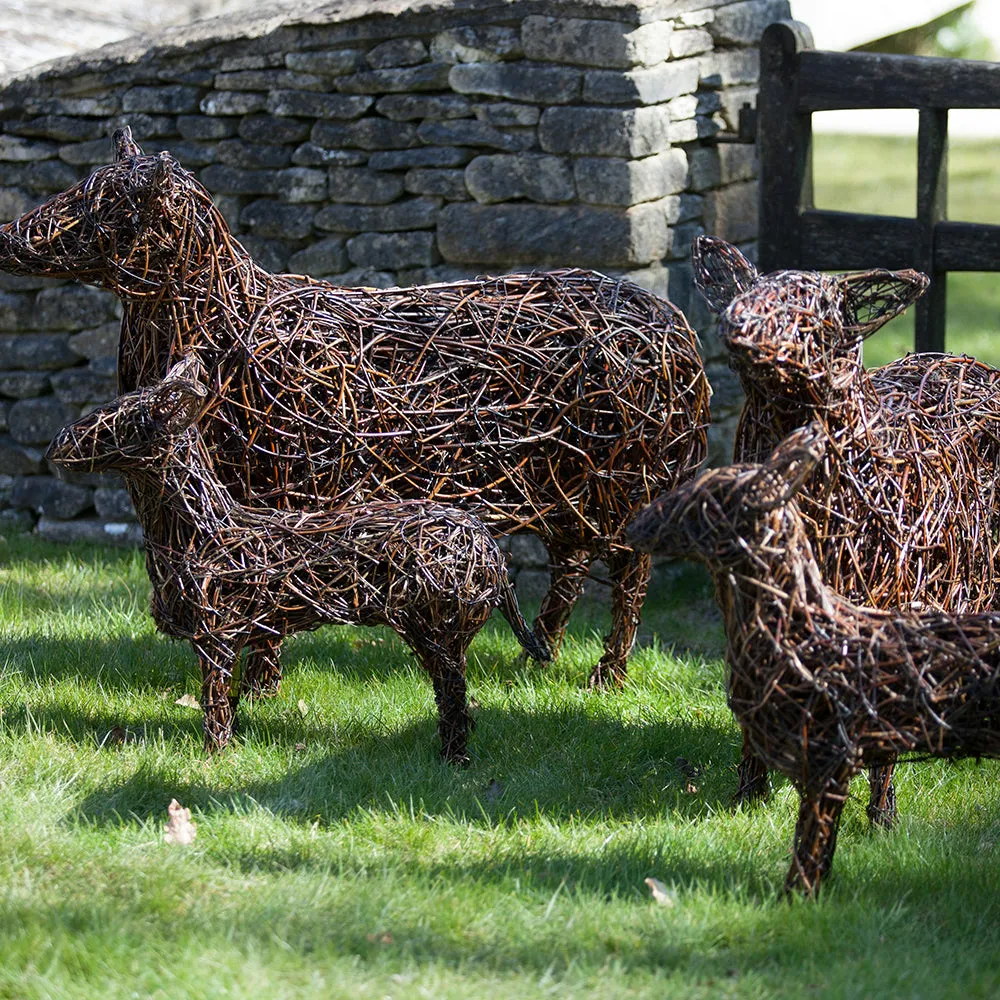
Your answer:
2;533;1000;998
811;134;1000;368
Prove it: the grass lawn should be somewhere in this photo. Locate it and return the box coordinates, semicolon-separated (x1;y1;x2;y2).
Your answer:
811;133;1000;368
2;532;1000;998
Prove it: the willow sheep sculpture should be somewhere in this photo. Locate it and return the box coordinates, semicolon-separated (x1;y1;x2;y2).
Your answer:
0;127;710;693
693;236;1000;826
46;357;550;757
630;423;1000;897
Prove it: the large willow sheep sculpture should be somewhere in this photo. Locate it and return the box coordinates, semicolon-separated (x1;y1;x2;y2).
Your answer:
693;236;1000;826
46;357;550;757
630;423;1000;897
0;127;711;691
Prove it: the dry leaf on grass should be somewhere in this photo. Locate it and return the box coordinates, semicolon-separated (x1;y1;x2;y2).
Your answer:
174;693;200;709
164;799;197;845
644;877;675;907
297;699;309;718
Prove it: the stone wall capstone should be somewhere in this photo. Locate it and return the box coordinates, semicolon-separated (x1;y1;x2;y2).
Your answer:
0;0;787;569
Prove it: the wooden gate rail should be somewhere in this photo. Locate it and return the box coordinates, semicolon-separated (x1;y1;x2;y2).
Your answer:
757;20;1000;352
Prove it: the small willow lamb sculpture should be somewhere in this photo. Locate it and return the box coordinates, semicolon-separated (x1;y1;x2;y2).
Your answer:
693;236;1000;826
0;128;710;692
46;358;550;758
630;423;1000;897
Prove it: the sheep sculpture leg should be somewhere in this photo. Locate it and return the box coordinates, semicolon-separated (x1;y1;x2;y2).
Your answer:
786;765;856;897
533;542;593;657
240;637;283;699
590;549;651;688
866;765;897;829
735;734;771;806
192;634;241;752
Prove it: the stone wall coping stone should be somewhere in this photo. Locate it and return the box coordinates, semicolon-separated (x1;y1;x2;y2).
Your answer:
0;0;736;98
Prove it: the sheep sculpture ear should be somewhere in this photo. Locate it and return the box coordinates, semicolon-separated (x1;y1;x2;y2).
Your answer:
838;267;929;340
692;235;759;314
146;356;210;434
744;422;827;512
112;126;144;162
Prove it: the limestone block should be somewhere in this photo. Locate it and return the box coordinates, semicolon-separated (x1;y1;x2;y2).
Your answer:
216;140;292;169
0;292;34;331
539;106;672;158
0;372;49;399
23;97;118;117
327;167;404;204
315;198;440;233
285;50;366;75
449;63;580;104
438;202;669;267
521;16;673;69
239;115;312;144
337;65;452;94
292;144;368;168
0;136;57;161
214;70;325;92
704;180;758;244
698;49;760;88
49;367;117;404
350;119;419;150
170;142;218;167
200;165;279;195
368;147;472;170
574;149;687;206
37;516;143;546
287;237;348;276
33;286;111;331
266;91;374;119
0;437;42;475
417;120;522;152
473;103;540;127
10;476;94;521
8;398;78;445
366;40;428;69
582;58;700;105
347;231;436;269
465;154;574;204
709;1;791;44
404;169;469;200
7;116;102;143
277;167;328;203
6;160;78;191
200;91;267;116
93;487;136;521
375;94;472;121
121;86;201;114
670;28;714;58
430;27;522;64
57;140;117;166
240;200;315;240
176;116;238;140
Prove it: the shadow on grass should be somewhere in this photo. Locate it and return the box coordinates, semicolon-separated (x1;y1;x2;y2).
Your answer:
62;699;740;827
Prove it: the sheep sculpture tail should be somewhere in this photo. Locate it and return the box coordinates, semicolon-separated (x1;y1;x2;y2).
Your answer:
499;577;552;663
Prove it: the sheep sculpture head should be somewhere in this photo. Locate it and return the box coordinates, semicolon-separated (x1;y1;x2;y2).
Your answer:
46;356;210;473
0;127;224;294
692;237;929;401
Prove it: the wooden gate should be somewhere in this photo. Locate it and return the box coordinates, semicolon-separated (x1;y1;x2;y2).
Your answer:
756;20;1000;352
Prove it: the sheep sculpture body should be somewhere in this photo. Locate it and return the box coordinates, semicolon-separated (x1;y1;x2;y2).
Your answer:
693;236;1000;826
629;423;1000;897
45;358;550;758
0;128;710;692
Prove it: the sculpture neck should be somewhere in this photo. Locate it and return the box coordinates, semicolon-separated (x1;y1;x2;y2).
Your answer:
127;429;241;550
115;205;272;390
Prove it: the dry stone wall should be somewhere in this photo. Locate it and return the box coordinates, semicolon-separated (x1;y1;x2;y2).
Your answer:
0;0;787;557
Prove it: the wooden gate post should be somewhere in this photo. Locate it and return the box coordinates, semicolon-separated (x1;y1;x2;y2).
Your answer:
757;20;815;273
